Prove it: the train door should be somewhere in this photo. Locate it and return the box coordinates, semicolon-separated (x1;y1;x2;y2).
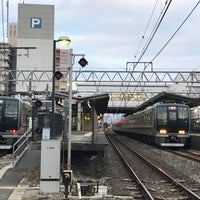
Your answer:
167;106;177;133
177;106;189;132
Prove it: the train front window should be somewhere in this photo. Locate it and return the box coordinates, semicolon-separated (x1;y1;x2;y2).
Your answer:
4;100;18;119
0;99;18;131
169;111;176;121
178;107;188;120
156;106;167;125
178;106;189;130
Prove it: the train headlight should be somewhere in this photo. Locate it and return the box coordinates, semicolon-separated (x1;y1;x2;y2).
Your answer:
160;129;167;134
178;130;185;134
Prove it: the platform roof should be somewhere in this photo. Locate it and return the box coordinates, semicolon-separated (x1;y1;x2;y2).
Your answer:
55;91;200;116
55;92;110;115
128;92;200;115
76;94;110;115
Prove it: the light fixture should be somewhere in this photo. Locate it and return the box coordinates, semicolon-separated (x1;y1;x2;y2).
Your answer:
52;36;71;137
57;36;71;46
87;100;91;108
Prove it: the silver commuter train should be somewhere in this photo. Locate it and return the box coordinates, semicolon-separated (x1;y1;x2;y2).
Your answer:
0;96;32;148
112;102;190;147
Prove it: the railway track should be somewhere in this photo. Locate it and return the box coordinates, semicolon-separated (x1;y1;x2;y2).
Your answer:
167;149;200;162
107;133;200;200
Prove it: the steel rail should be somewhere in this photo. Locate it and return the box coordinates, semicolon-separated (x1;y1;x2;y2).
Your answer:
107;134;154;200
109;134;200;200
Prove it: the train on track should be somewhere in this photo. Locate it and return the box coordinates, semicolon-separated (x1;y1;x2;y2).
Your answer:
190;106;200;133
0;96;32;149
112;102;190;147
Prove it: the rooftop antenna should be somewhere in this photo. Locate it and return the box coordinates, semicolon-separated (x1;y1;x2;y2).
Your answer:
6;0;8;38
1;0;5;43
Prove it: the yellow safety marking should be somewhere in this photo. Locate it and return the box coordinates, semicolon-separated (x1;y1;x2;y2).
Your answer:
8;178;25;200
84;132;92;136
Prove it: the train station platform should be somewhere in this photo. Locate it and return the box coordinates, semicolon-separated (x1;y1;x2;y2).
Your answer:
70;130;108;151
33;130;108;152
0;131;108;199
0;132;199;199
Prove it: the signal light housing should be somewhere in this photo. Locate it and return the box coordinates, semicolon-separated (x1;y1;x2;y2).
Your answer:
62;169;73;185
54;71;63;80
78;57;88;67
34;100;42;108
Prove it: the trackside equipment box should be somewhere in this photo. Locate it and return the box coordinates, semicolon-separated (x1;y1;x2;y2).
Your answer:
40;138;61;193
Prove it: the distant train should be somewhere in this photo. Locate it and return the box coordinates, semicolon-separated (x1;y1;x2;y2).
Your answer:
0;96;32;148
190;106;200;133
112;103;190;147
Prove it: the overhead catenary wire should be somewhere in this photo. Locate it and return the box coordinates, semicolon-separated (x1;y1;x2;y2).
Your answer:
134;0;172;69
115;0;172;116
119;0;200;120
133;0;160;62
118;1;172;111
150;0;200;63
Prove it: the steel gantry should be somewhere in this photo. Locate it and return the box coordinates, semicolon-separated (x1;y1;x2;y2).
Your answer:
0;69;200;107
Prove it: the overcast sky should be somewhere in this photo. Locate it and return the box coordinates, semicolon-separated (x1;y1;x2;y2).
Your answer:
1;0;200;71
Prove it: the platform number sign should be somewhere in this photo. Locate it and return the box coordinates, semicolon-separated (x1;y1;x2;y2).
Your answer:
30;17;42;28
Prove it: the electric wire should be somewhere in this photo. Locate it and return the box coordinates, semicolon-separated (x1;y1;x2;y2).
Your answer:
150;0;200;63
133;0;159;62
134;0;172;69
119;1;200;120
115;0;172;117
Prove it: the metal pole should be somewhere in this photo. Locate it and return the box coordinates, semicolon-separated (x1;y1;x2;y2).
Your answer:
77;101;81;131
52;40;56;137
67;49;73;170
63;99;68;169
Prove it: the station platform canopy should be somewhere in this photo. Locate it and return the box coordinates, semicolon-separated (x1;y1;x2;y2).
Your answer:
129;92;200;115
55;91;200;116
75;94;110;115
55;92;109;115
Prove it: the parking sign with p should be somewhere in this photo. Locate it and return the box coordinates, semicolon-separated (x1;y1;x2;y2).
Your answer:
30;17;42;28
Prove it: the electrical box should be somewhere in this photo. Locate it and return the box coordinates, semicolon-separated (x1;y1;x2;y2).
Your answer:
40;138;61;193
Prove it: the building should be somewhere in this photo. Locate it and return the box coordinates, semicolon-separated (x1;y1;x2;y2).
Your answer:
0;42;9;93
16;3;54;93
8;23;17;47
55;49;70;93
1;3;71;97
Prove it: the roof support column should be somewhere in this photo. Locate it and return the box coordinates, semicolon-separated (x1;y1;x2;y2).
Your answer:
77;101;82;131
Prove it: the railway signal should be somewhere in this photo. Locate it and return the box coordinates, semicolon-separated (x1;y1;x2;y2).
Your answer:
62;169;72;185
34;100;42;108
54;71;63;80
62;169;73;198
78;57;88;67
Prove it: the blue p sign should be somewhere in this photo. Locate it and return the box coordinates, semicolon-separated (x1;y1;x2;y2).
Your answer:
30;18;42;28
